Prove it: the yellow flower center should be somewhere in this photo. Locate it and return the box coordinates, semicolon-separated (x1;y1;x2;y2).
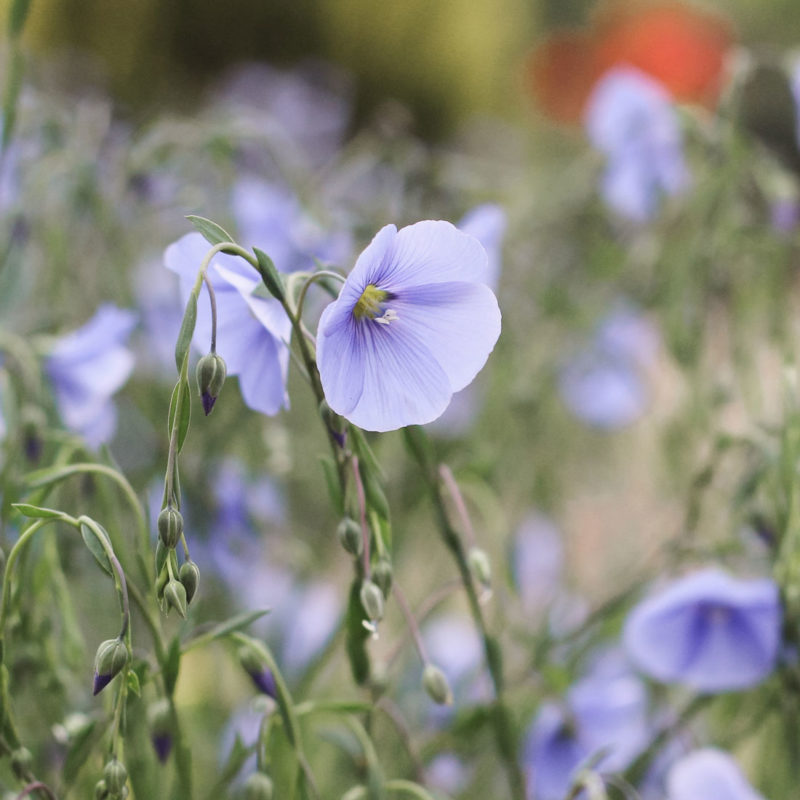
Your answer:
354;284;390;320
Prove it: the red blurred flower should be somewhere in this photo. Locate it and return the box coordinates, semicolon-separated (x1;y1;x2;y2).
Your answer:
526;1;734;124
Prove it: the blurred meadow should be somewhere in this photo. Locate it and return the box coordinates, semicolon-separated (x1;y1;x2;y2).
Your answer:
1;1;800;799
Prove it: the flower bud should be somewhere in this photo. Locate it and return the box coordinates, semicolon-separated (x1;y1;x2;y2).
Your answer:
148;699;173;763
468;547;491;588
422;663;453;706
103;759;127;794
238;643;277;699
10;747;32;780
157;507;184;550
241;771;274;800
94;779;108;800
179;560;200;605
164;579;187;618
337;518;362;557
196;353;227;415
372;559;393;597
93;638;128;696
360;579;384;624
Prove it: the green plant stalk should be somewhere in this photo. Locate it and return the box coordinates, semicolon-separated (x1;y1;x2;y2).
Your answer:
403;427;526;800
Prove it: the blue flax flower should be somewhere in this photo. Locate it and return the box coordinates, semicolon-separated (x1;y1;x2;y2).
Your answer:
585;66;690;222
232;177;352;272
46;304;137;448
165;233;292;415
317;221;501;432
667;749;764;800
624;569;781;692
559;305;658;430
524;665;649;800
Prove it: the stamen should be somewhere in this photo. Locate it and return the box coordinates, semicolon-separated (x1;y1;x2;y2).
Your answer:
374;309;399;326
353;284;389;320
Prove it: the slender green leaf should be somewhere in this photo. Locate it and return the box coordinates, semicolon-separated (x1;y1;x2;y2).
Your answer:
79;522;113;577
254;247;285;302
175;292;197;371
167;379;191;453
185;215;236;248
319;456;344;516
126;670;141;697
8;0;32;38
163;636;181;696
11;503;68;521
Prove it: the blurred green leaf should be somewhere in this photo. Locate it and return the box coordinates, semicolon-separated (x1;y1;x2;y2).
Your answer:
186;215;236;248
79;521;113;577
175;292;197;371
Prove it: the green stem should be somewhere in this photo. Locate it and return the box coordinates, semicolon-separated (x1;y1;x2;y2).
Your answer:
403;427;526;800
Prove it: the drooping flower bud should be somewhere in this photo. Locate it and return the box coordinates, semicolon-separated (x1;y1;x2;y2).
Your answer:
103;758;128;794
10;747;32;780
157;507;184;550
94;779;108;799
93;638;128;696
164;579;187;618
360;579;385;625
372;559;393;597
148;699;173;763
422;663;453;706
337;518;363;557
196;353;227;415
179;560;200;605
242;771;275;800
238;643;278;699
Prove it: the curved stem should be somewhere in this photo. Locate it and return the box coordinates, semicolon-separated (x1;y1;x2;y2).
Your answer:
201;271;218;353
295;270;345;321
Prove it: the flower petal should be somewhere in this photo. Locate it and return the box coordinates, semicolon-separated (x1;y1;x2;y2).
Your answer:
378;220;491;290
391;281;501;392
667;749;764;800
235;323;290;415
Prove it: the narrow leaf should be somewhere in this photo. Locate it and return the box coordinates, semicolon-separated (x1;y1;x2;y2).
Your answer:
8;0;32;38
174;292;197;371
319;456;344;516
254;247;285;302
167;379;191;453
185;215;236;248
79;522;113;577
163;636;181;696
182;609;270;651
11;503;68;521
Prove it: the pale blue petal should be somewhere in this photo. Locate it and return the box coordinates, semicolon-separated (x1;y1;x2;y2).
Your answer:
379;220;491;290
337;223;398;303
321;314;451;432
213;262;292;345
233;322;290;415
391;282;500;392
667;750;765;800
316;301;367;417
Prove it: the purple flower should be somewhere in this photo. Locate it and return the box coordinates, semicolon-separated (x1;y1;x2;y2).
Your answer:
317;221;501;432
667;749;764;800
232;178;351;272
164;233;292;416
426;753;472;795
524;668;650;800
623;569;782;692
559;305;657;430
46;304;137;448
585;67;690;222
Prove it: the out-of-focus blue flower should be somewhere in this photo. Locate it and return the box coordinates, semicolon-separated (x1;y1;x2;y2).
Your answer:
46;304;137;448
457;203;507;290
212;459;286;536
317;221;501;432
232;177;352;272
426;753;472;796
624;569;781;692
585;66;690;222
559;305;658;430
523;667;650;800
165;233;292;416
212;61;352;167
667;749;764;800
512;512;565;614
135;258;184;376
